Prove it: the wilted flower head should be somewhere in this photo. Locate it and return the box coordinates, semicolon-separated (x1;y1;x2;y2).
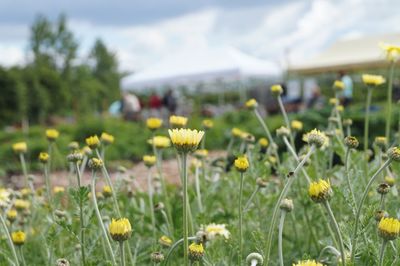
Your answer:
308;179;331;203
270;84;283;96
100;132;114;145
150;252;165;263
234;156;249;172
81;146;92;156
46;129;59;141
169;115;188;128
11;231;26;246
168;128;204;153
67;151;83;162
159;235;173;247
39;152;49;164
146;117;163;131
303;129;328;148
375;210;389;222
86;135;100;150
188;242;204;261
56;259;70;266
378;217;400;241
202;119;213;130
380;42;400;62
109;218;132;242
293;260;324;266
280;198;294;212
204;223;230;240
377;183;390;195
333;80;345;90
143;155;156;167
149;136;171;149
245;98;258;109
240;132;255;143
291;120;303;131
362;74;386;86
12;142;27;154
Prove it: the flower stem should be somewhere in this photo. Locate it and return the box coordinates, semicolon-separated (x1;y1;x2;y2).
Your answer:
350;158;392;263
364;87;373;170
164;236;197;264
264;145;315;265
243;186;260;212
277;95;295;150
119;241;125;266
344;148;356;214
75;163;86;266
278;211;286;266
253;109;274;146
18;246;26;266
19;154;31;190
147;169;157;244
91;171;117;266
385;62;395;141
238;172;245;265
181;153;189;266
43;163;53;214
323;201;345;266
194;166;203;213
378;240;387;266
0;214;19;266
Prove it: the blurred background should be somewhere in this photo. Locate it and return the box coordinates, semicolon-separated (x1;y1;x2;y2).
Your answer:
0;0;399;174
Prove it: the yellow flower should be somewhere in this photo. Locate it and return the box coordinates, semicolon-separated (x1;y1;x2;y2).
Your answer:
308;179;331;203
204;223;230;240
270;84;283;96
258;137;269;147
86;135;100;150
102;185;112;197
378;217;400;240
245;98;258;109
336;105;344;112
329;98;338;106
143;155;156;167
194;149;208;159
188;242;204;261
362;74;386;86
7;209;17;222
12;142;27;154
82;146;92;156
39;152;49;164
148;136;171;149
109;218;132;242
202;119;213;130
380;42;400;62
168;128;204;153
333;80;345;90
20;188;31;198
46;129;59;141
291;120;303;131
88;158;103;170
374;136;387;149
231;128;243;137
234;156;249;172
159;235;173;247
191;158;202;168
147;117;163;131
11;231;26;246
293;259;324;266
100;132;114;145
303;129;328;148
169;115;188;128
385;176;395;187
53;186;65;194
0;188;10;207
14;199;30;210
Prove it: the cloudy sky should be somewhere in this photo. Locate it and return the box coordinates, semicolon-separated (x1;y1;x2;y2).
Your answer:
0;0;399;72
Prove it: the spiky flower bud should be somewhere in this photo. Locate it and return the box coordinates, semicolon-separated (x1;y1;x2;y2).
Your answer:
388;147;400;161
375;136;387;150
276;126;290;138
67;151;83;163
377;183;390;195
280;198;294;212
56;258;70;266
308;179;332;203
150;252;165;263
88;158;103;170
270;84;283;96
256;178;268;188
344;136;359;149
188;242;204;261
245;98;258;110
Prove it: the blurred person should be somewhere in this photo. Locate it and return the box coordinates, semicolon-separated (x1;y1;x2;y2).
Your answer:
339;71;353;106
306;86;325;109
149;92;162;116
162;89;177;114
121;91;141;121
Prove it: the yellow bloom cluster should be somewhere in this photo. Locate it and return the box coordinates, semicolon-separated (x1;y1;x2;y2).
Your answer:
86;135;100;150
188;242;204;261
291;120;303;131
14;199;30;210
333;80;345;90
309;179;331;203
7;209;17;222
378;217;400;240
109;218;132;242
143;155;156;167
168;128;204;153
380;42;400;62
258;137;269;147
102;185;112;197
194;149;208;159
53;186;65;194
12;142;27;154
303;129;328;148
0;188;10;207
234;156;249;172
159;235;173;247
100;132;114;145
39;152;49;164
245;98;258;109
204;223;230;240
293;260;324;266
46;129;60;141
169;115;188;128
270;84;283;96
328;98;338;106
231;127;243;137
362;74;386;86
149;136;171;149
11;231;26;246
147;117;163;130
202;119;213;130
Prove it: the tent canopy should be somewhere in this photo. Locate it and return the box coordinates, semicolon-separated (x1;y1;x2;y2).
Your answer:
288;33;400;75
121;47;280;91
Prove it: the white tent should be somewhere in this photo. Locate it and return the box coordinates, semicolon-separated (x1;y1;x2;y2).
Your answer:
121;47;280;91
289;33;400;75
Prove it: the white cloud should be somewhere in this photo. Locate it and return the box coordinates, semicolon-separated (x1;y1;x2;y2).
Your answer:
0;44;25;66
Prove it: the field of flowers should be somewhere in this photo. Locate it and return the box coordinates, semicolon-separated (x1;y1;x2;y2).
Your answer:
1;45;400;266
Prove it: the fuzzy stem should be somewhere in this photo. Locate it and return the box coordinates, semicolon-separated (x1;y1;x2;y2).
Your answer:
344;148;356;214
43;163;53;214
277;95;295;150
0;214;19;266
18;154;31;190
18;246;26;266
164;236;197;265
75;163;86;266
264;145;315;265
253;109;275;146
119;241;125;266
147;169;157;244
323;201;345;266
278;211;286;266
243;186;260;212
194;166;203;213
238;172;245;265
350;158;392;263
385;62;395;141
378;240;387;266
364;87;373;170
181;153;189;266
91;170;117;266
